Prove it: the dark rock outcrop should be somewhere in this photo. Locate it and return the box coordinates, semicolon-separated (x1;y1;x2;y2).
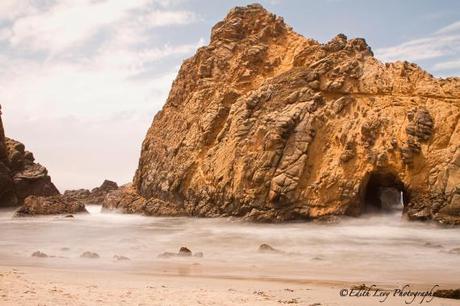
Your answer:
64;180;118;205
103;4;459;224
0;106;59;207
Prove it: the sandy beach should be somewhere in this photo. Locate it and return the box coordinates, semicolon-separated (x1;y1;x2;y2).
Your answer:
1;265;459;306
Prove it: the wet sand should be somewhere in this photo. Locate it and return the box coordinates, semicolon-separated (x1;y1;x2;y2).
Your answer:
2;265;460;306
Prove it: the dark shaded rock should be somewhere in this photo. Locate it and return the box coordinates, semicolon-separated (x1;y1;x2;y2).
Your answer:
406;107;434;141
64;189;91;199
64;180;119;205
178;247;192;257
113;255;130;261
88;180;119;204
12;162;59;200
0;107;59;208
0;161;17;207
96;180;118;192
80;251;100;259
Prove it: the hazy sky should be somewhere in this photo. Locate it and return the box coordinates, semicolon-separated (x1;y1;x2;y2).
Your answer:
0;0;459;191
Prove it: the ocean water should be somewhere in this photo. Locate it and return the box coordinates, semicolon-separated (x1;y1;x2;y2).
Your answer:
0;205;459;285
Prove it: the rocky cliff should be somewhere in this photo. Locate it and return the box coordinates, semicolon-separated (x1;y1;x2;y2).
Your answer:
0;106;59;207
105;4;460;224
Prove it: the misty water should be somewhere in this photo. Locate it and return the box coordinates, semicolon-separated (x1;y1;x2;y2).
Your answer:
1;205;459;285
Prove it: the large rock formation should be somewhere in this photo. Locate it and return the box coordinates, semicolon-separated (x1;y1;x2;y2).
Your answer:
105;4;460;224
0;106;59;207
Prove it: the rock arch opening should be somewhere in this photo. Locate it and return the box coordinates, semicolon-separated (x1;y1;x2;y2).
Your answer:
361;171;408;214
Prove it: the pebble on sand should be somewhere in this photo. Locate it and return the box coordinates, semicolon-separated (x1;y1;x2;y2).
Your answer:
80;251;100;259
158;247;203;258
258;243;282;254
31;251;48;258
113;255;130;261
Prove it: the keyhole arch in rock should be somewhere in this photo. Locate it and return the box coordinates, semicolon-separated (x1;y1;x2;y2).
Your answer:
358;170;410;214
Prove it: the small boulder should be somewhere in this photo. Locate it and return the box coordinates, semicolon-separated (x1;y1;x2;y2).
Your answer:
31;251;48;258
158;247;196;258
178;247;192;257
80;251;100;259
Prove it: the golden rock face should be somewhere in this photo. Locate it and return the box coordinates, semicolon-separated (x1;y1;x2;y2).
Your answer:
125;4;460;223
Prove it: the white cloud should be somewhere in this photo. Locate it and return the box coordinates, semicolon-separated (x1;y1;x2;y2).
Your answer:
144;9;197;27
375;20;460;62
0;37;204;119
432;59;460;71
0;0;203;190
436;21;460;35
0;0;40;21
0;27;11;41
5;0;196;54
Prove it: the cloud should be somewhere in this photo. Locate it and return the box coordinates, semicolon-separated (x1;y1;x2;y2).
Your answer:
432;59;460;71
0;0;41;21
0;27;11;41
0;0;203;189
4;0;197;54
436;21;460;34
4;110;154;191
144;9;197;27
375;20;460;62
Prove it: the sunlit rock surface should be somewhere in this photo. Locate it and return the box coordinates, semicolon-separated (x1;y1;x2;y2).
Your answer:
107;4;457;223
